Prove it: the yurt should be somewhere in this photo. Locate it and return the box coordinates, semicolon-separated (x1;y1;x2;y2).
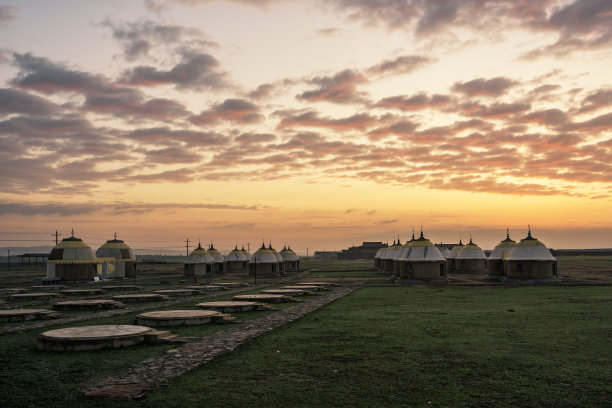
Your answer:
455;237;487;273
249;243;283;276
184;243;215;276
47;230;98;281
396;231;446;280
393;233;415;277
95;233;136;278
505;228;558;279
381;239;402;273
225;245;249;273
207;243;225;273
446;239;464;272
373;246;386;270
279;245;300;272
487;230;516;278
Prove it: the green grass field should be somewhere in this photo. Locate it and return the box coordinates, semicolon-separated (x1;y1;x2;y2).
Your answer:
1;285;610;408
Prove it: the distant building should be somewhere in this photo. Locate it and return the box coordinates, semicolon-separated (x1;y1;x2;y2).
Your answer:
314;251;339;259
338;241;387;260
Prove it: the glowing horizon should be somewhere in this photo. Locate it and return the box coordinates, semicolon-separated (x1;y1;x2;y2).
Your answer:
1;1;611;254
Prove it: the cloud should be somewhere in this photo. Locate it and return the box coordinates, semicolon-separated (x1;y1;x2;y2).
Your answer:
119;51;227;90
277;110;378;131
452;77;517;97
100;19;214;61
521;109;568;127
191;99;264;125
0;5;17;26
463;102;531;119
235;132;277;144
578;88;612;113
10;53;190;121
366;55;432;76
138;147;203;164
0;88;58;116
0;200;266;216
297;69;367;104
125;127;228;146
374;93;451;111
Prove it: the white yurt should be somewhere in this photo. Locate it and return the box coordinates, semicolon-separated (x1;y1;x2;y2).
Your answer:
396;231;446;280
455;237;487;273
249;243;283;276
184;243;215;276
95;233;136;278
505;228;558;279
487;230;517;277
47;229;98;281
279;245;300;272
225;245;249;273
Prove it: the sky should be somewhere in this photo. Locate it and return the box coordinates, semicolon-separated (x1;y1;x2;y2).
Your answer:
0;0;611;254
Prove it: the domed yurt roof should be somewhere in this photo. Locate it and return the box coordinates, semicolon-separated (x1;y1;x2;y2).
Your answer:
382;239;402;260
185;243;214;264
506;228;556;261
280;245;299;262
456;237;486;260
251;243;281;264
207;243;225;263
449;239;465;258
488;229;517;260
48;229;97;263
438;245;452;258
96;233;135;261
395;233;416;259
399;231;445;262
374;246;386;259
226;245;247;262
267;243;283;262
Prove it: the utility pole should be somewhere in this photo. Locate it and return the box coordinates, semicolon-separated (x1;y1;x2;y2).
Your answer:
306;248;309;261
247;242;251;252
51;230;62;245
185;238;190;257
7;249;10;272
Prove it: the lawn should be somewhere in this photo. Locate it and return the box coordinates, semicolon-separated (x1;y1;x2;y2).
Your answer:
1;285;606;408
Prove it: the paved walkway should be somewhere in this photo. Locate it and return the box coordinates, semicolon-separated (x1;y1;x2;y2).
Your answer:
84;285;357;399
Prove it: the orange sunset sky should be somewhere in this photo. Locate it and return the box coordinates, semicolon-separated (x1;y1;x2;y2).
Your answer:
0;0;611;254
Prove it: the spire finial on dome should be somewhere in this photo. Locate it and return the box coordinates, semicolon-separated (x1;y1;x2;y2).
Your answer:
469;234;473;245
71;228;74;237
411;228;415;240
506;228;510;239
459;236;463;245
420;225;424;239
528;224;532;237
114;232;117;239
261;240;266;249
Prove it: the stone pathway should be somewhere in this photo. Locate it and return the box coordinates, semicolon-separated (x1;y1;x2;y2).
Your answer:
84;285;357;399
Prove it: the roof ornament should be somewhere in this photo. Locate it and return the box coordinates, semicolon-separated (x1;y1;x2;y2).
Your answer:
114;232;117;240
506;228;510;240
469;235;473;245
528;224;532;237
458;236;463;245
268;242;273;250
71;228;75;237
411;228;415;240
420;225;424;239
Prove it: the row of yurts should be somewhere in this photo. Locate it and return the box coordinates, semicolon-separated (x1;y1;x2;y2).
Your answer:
374;227;558;280
46;230;300;281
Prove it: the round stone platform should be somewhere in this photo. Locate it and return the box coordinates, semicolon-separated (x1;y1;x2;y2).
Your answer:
112;294;170;303
212;282;248;288
282;285;322;291
135;310;235;327
296;282;337;287
195;301;271;313
52;299;126;311
10;292;63;301
100;285;142;291
232;294;295;303
154;289;200;296
261;288;311;296
31;285;66;291
183;285;226;292
60;289;106;296
37;325;156;351
0;288;30;294
0;309;62;322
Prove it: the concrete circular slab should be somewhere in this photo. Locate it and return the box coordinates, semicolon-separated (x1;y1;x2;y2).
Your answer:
0;309;62;322
211;282;248;288
154;289;200;296
112;294;170;303
100;285;142;291
232;294;294;303
1;288;30;294
296;282;337;287
195;301;271;313
37;325;155;351
282;285;322;291
135;310;234;327
52;299;125;311
31;285;66;291
261;289;310;296
183;285;227;292
60;289;106;296
10;292;62;301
